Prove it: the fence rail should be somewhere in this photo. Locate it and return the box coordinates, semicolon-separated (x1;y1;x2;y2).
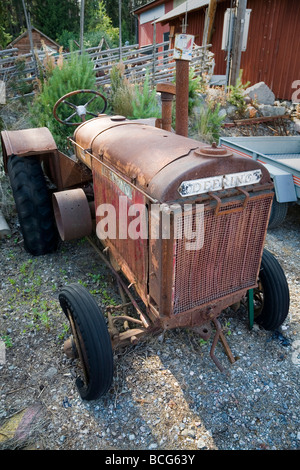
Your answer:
0;41;214;100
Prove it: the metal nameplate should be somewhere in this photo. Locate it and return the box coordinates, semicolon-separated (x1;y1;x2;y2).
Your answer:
178;169;262;197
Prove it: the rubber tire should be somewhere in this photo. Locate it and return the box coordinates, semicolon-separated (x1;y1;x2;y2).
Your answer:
59;283;114;400
268;198;288;229
254;249;290;330
7;155;58;255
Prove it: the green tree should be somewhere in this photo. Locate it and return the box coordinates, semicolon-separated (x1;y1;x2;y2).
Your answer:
30;0;79;41
85;1;119;45
57;1;120;50
103;0;148;45
29;50;99;152
0;0;25;47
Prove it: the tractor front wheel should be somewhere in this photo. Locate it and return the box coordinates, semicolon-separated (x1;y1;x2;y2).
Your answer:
59;283;114;400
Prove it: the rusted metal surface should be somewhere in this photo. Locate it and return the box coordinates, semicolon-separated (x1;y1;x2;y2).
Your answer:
86;236;152;330
53;89;107;126
0;127;57;171
92;157;149;305
210;318;236;373
63;337;78;359
171;192;273;317
156;82;176;132
74;116;202;190
57;151;92;189
73;117;272;202
224;115;291;128
52;188;93;241
175;60;189;137
72;118;274;356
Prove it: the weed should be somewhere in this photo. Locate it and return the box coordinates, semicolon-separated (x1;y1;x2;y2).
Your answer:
58;322;70;341
1;335;12;348
19;259;33;275
29;49;101;153
0;161;15;219
194;101;226;144
224;320;232;336
110;62;134;117
188;68;206;113
228;70;250;117
130;72;160;119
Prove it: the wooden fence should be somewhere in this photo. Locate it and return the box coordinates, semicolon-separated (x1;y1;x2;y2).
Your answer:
0;41;215;100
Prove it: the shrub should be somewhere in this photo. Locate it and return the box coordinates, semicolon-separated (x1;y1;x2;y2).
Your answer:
228;70;250;117
188;68;207;114
130;72;160;119
194;101;226;144
29;50;102;153
109;62;134;117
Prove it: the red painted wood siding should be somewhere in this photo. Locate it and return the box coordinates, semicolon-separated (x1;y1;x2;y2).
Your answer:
166;0;300;100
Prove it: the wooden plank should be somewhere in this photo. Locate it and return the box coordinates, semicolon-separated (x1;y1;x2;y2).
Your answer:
3;41;212;99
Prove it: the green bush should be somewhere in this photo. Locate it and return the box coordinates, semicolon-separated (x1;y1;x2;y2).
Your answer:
188;68;206;114
130;72;160;119
29;50;103;153
228;70;250;117
194;101;225;144
109;62;134;117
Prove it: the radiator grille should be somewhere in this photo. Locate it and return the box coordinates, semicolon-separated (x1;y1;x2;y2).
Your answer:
172;195;272;315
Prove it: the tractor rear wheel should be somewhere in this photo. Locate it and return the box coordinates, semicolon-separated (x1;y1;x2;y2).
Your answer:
7;155;58;255
59;283;114;400
268;198;288;229
254;249;290;330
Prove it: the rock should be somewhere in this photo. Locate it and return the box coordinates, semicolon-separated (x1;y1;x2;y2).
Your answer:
245;105;257;118
257;104;286;117
294;118;300;133
245;82;275;105
0;210;11;239
197;437;207;449
44;367;58;380
226;105;238;118
149;443;158;450
218;108;227;119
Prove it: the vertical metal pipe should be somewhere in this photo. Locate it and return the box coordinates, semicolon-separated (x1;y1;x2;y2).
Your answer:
21;0;37;76
175;60;189;137
80;0;85;53
119;0;122;60
156;83;176;132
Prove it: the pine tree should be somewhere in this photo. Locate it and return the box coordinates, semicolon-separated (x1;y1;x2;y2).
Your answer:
30;0;79;41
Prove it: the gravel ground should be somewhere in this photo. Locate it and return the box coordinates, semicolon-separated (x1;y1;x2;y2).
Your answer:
0;203;299;451
0;100;299;452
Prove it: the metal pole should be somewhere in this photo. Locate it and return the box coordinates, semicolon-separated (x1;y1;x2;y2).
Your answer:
175;59;189;137
80;0;85;53
119;0;122;60
152;22;156;86
225;8;235;89
229;0;247;86
21;0;37;76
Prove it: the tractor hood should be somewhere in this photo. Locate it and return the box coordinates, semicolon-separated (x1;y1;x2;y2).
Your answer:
74;116;272;202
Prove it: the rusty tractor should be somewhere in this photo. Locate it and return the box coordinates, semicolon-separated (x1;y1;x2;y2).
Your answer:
1;88;290;400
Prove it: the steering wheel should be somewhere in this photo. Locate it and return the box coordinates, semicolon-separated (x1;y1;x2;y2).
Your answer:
53;89;107;126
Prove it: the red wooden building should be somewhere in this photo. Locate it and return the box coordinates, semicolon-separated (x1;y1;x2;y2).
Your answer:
135;0;300;100
134;0;176;46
